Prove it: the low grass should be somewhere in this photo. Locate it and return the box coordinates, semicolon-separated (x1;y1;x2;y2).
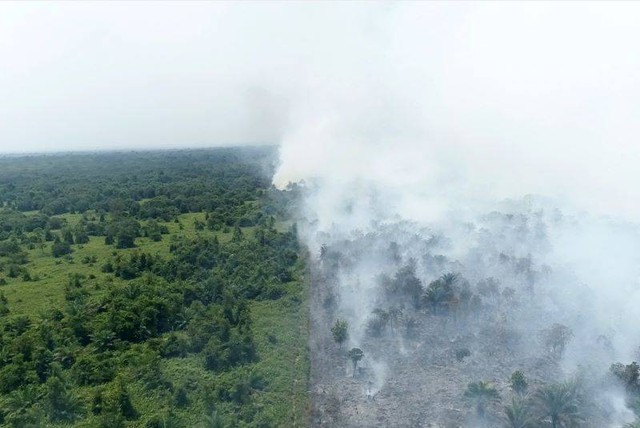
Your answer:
250;289;310;426
0;211;309;427
1;212;256;319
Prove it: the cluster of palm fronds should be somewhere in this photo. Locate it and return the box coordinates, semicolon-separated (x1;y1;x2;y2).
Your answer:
465;375;589;428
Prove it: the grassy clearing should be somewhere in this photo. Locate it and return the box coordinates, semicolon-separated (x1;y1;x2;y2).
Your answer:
249;279;310;426
0;210;309;427
1;212;257;319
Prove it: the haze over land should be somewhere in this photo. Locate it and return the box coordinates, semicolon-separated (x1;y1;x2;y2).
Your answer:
1;2;639;218
3;3;640;426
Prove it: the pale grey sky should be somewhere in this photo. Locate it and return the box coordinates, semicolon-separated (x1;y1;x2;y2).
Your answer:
2;0;640;191
0;1;338;153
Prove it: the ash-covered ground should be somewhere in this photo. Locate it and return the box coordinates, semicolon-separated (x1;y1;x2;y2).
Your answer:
307;206;640;427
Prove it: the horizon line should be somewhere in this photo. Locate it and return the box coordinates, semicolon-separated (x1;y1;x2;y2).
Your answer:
0;143;277;157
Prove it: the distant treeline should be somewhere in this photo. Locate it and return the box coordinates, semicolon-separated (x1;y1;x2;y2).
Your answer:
0;147;278;219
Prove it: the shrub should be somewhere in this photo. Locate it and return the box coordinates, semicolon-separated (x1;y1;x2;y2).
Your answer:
455;348;471;362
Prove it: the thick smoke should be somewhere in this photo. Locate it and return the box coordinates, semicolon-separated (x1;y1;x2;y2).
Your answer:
274;2;640;219
273;3;640;427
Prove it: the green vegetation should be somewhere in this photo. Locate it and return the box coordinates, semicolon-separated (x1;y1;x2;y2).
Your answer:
347;348;364;378
509;370;528;396
330;319;348;350
464;381;499;419
611;361;640;426
502;397;535;428
534;382;582;428
0;148;308;427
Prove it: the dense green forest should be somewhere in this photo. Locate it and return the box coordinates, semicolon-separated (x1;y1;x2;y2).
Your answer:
0;148;307;427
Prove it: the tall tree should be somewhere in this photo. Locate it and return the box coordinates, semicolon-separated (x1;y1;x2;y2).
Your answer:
535;382;581;428
43;371;82;422
510;370;528;396
348;348;364;378
331;319;348;349
503;397;535;428
541;324;573;357
464;381;500;419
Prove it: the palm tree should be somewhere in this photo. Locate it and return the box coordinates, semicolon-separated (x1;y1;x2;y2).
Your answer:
388;306;403;332
510;370;528;396
148;411;180;428
440;272;458;287
1;386;41;426
202;410;225;428
32;228;46;254
503;397;535;428
371;308;390;335
535;382;581;428
331;319;348;349
541;324;573;357
423;273;458;315
348;348;364;378
464;381;500;419
43;373;83;422
423;281;450;315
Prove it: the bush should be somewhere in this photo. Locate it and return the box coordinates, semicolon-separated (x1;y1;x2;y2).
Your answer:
43;374;83;422
159;333;189;358
7;264;20;278
72;354;115;386
100;377;138;421
52;240;72;258
455;348;471;362
174;386;189;408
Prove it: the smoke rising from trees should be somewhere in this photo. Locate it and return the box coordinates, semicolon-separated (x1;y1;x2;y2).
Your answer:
272;3;640;426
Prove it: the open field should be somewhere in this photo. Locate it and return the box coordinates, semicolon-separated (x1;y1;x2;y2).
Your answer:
1;212;254;318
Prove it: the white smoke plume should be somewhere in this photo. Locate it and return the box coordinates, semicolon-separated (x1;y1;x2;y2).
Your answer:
274;2;640;220
272;2;640;426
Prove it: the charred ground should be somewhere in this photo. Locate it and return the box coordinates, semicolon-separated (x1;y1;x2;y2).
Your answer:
306;210;640;427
